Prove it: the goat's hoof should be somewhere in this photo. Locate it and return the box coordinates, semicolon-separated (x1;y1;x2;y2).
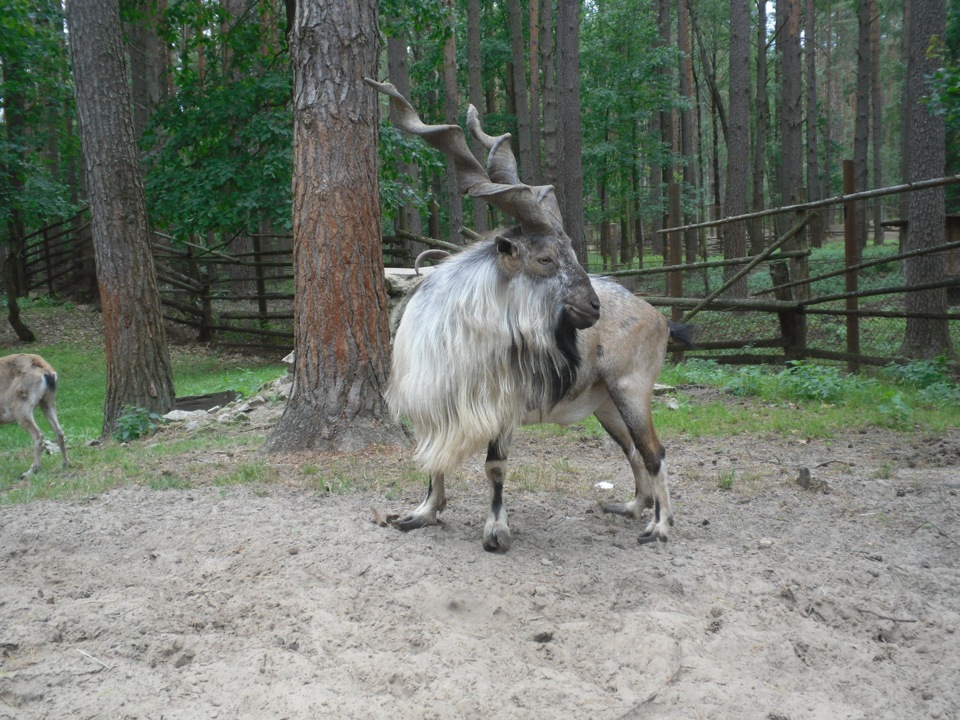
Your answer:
638;528;668;545
393;514;437;532
482;526;512;553
600;500;636;519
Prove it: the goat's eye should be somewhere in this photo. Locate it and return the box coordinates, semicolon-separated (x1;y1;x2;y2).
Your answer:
537;256;553;266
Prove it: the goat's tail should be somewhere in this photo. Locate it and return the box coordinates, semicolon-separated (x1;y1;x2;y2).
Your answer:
668;321;695;348
43;372;58;393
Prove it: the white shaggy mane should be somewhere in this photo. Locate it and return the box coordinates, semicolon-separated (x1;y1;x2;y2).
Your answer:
387;242;578;475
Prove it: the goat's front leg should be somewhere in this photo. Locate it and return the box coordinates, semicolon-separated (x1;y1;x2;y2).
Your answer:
482;436;513;552
16;416;46;481
395;472;446;531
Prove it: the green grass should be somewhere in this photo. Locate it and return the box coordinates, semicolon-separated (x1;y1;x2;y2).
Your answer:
2;297;958;505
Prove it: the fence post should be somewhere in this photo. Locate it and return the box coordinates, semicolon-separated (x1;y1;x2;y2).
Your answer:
667;183;683;323
252;234;268;328
843;159;860;373
41;226;54;295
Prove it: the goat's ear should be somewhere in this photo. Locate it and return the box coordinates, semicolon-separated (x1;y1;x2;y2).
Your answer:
495;235;519;258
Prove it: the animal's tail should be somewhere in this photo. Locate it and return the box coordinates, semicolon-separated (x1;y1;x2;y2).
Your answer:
668;321;695;348
43;372;58;393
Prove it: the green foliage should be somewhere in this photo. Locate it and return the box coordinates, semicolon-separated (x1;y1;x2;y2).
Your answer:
775;361;848;403
140;0;292;238
113;407;165;442
882;356;953;388
0;0;78;234
724;366;769;397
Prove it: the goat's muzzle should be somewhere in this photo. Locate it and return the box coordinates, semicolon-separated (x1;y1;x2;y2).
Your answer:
564;290;601;330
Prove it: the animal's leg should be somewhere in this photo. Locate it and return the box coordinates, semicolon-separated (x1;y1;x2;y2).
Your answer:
39;395;69;469
594;399;654;520
597;389;673;544
395;472;446;531
15;413;45;480
482;435;513;552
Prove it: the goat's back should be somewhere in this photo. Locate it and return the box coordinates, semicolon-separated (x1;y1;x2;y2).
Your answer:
0;354;58;424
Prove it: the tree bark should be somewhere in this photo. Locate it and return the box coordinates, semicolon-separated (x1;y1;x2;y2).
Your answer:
528;0;543;185
125;0;168;140
65;0;176;436
264;0;405;453
386;23;425;238
442;0;462;244
869;0;884;245
900;0;951;359
556;0;587;264
678;0;697;264
750;0;770;254
853;0;871;249
723;0;750;298
466;0;489;233
540;0;558;188
804;0;825;248
509;0;534;181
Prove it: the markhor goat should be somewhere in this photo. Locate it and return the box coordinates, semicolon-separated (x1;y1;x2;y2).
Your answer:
0;354;69;480
367;79;691;552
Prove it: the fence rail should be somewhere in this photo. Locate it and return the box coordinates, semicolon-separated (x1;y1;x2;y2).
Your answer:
13;172;960;370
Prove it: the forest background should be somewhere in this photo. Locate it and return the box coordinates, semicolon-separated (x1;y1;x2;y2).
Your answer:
1;0;959;439
4;0;959;265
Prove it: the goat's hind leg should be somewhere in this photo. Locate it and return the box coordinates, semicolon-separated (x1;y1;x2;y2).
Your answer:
595;398;673;543
482;436;512;552
39;395;68;469
395;472;446;531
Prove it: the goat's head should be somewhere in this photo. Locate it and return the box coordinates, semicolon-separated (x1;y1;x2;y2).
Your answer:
365;78;600;330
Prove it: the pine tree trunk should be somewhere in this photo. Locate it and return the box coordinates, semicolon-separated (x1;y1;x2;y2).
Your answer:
442;0;463;244
869;0;884;245
540;0;557;188
264;0;405;453
556;0;587;264
805;0;825;248
528;0;543;185
509;0;534;181
65;0;176;436
466;0;489;233
900;0;951;359
853;0;871;249
386;24;425;239
750;0;769;254
723;0;750;298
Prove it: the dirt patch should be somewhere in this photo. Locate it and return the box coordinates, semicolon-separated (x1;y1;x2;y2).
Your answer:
1;407;958;719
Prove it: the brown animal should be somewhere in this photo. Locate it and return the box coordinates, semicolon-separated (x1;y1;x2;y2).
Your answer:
0;354;69;479
367;79;692;552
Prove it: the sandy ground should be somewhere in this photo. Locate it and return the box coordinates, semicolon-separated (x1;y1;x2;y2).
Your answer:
1;402;958;720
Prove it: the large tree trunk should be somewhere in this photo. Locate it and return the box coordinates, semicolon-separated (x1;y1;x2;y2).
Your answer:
65;0;176;436
556;0;587;264
264;0;405;453
900;0;951;359
723;0;750;298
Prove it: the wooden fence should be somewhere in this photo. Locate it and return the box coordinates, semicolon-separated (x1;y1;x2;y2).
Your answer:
14;172;960;370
